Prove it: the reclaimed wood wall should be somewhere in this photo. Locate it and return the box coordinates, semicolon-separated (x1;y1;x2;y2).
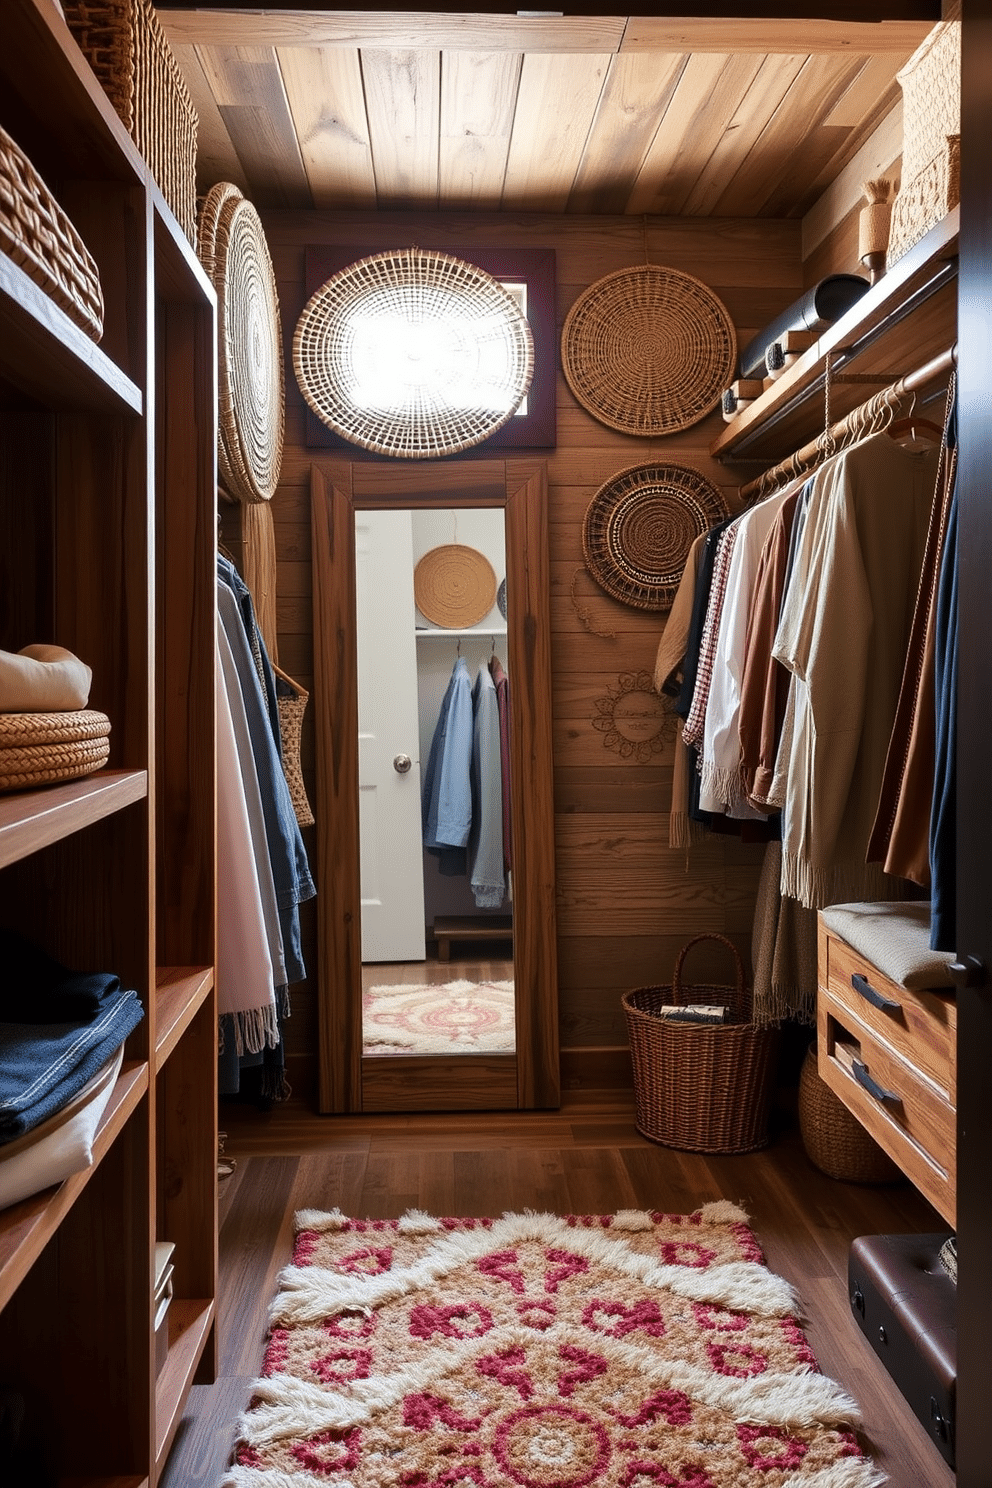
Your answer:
235;207;811;1100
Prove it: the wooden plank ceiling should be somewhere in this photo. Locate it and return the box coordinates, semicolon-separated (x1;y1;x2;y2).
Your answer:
157;10;929;217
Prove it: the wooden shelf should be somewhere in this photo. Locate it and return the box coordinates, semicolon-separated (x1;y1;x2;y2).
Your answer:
0;253;143;414
711;207;959;465
0;1061;148;1310
155;966;214;1067
0;769;147;869
155;1298;216;1469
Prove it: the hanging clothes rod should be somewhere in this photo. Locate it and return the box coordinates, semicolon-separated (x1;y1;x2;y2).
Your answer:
738;344;957;505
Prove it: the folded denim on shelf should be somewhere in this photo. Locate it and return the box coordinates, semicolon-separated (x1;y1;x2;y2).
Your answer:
0;988;144;1143
0;929;124;1024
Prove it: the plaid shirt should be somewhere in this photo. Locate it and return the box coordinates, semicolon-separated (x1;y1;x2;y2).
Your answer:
682;517;742;749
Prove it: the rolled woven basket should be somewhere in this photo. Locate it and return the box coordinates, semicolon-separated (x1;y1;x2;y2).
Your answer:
798;1047;904;1184
0;709;111;792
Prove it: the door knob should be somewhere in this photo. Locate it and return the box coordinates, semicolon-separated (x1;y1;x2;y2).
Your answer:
393;753;412;774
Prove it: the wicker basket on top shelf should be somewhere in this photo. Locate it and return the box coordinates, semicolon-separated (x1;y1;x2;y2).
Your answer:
62;0;198;248
0;123;104;340
886;20;960;267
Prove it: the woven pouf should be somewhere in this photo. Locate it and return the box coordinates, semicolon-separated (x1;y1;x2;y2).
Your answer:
198;182;285;504
0;709;111;791
798;1047;904;1184
561;264;737;436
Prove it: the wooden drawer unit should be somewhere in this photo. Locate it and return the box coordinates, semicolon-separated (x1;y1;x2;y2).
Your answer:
817;918;956;1226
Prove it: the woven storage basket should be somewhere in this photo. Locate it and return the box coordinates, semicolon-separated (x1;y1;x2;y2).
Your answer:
273;665;313;830
0;124;104;340
0;709;111;792
62;0;198;247
199;183;285;505
886;20;960;267
798;1047;904;1184
621;933;779;1154
561;265;736;437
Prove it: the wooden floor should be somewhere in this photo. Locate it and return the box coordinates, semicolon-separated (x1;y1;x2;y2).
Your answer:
160;1093;956;1488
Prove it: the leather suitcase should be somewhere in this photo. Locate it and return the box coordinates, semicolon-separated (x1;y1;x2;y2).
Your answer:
848;1232;957;1467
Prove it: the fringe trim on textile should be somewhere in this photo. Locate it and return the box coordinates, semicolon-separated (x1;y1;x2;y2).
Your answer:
698;760;768;821
779;849;913;912
224;1003;282;1058
668;809;711;853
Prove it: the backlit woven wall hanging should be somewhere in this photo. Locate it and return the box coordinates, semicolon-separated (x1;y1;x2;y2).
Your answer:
292;248;534;459
582;461;731;612
198;182;285;504
561;265;737;436
414;545;498;629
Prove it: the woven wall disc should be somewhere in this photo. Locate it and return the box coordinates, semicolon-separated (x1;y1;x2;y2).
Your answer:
582;462;731;611
293;247;534;459
561;265;737;436
198;182;285;503
414;545;498;629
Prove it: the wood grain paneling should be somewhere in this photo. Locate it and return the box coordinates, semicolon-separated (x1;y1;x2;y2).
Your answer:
279;45;377;208
266;207;797;1084
361;48;442;207
439;50;522;209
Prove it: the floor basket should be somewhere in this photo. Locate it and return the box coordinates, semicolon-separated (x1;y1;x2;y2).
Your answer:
798;1046;904;1184
621;933;779;1154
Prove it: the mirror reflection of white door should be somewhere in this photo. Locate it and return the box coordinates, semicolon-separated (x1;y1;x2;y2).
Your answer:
356;509;426;963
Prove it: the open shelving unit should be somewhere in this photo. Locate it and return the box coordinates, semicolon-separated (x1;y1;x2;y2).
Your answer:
711;207;959;467
0;3;217;1483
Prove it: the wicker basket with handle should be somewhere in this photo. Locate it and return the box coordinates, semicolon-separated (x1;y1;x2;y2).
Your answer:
798;1046;904;1184
622;933;779;1154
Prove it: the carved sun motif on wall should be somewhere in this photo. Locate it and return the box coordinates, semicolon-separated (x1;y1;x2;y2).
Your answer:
592;670;677;762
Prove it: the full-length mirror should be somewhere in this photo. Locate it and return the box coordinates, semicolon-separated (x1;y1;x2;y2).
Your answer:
311;458;558;1113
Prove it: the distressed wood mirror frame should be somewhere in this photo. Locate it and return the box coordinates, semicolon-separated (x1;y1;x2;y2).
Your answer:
310;458;559;1113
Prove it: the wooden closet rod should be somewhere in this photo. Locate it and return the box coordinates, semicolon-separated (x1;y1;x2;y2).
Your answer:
739;343;958;505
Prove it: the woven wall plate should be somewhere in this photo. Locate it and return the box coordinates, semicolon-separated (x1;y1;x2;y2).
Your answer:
293;247;534;459
414;545;497;629
561;264;737;436
582;461;730;611
198;182;284;504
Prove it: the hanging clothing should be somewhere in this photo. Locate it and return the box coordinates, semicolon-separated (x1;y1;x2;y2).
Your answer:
771;433;939;909
469;661;506;908
489;653;513;872
214;625;279;1060
653;531;710;852
681;517;742;750
739;486;805;812
422;655;474;874
869;381;958;885
930;470;958;952
697;488;791;819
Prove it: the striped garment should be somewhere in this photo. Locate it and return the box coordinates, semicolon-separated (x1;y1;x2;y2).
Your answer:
681;516;742;750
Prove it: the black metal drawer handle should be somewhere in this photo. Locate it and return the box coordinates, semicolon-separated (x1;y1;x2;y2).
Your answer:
852;1059;901;1107
851;972;900;1012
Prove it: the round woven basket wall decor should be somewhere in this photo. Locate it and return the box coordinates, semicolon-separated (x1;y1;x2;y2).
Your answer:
582;461;731;611
292;247;534;459
414;545;498;629
561;264;737;436
198;182;285;504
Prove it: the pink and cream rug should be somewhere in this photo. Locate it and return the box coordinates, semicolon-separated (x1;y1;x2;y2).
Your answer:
225;1204;884;1488
363;978;515;1055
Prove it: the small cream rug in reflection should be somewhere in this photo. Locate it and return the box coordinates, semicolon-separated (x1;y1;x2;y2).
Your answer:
362;978;515;1055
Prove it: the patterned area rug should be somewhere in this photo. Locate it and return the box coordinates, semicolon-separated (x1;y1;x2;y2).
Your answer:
224;1204;884;1488
363;979;515;1054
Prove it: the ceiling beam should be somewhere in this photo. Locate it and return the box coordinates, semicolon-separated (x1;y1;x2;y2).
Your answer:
156;9;934;54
